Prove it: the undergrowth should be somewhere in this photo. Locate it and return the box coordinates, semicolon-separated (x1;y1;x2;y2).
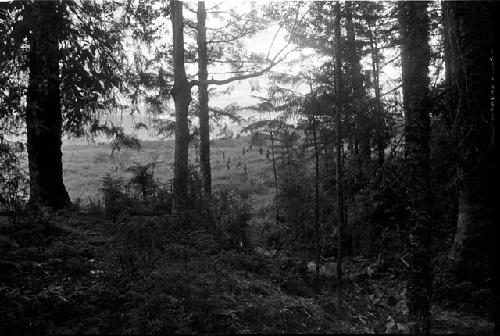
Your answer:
0;161;493;334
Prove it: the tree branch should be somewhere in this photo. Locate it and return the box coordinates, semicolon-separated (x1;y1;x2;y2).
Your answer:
381;83;402;97
191;47;296;87
190;4;303;88
207;27;266;44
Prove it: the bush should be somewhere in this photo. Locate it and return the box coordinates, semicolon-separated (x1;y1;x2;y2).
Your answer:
0;138;28;214
126;162;157;200
100;174;129;221
213;188;252;251
98;162;174;220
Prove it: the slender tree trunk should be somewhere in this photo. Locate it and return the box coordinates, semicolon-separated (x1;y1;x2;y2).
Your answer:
270;129;279;221
171;0;191;211
26;2;70;210
442;1;494;287
312;112;321;291
197;1;211;198
333;2;345;309
492;6;499;333
368;21;385;167
398;2;432;333
494;5;499;332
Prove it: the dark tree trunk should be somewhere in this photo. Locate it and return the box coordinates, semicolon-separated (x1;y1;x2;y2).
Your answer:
442;1;494;287
367;20;385;167
171;0;191;210
492;5;499;332
312;109;321;291
270;129;279;222
26;2;70;210
197;1;211;198
333;2;345;309
398;2;432;333
345;1;370;171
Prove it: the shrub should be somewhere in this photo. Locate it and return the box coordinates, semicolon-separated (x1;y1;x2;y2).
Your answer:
126;162;157;200
100;174;128;221
213;188;252;251
0;138;28;214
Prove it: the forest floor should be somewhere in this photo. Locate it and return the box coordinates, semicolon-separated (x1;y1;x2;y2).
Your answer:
2;138;494;334
0;210;494;334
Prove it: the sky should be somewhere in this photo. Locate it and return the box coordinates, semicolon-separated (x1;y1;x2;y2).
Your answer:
91;1;307;143
66;0;403;144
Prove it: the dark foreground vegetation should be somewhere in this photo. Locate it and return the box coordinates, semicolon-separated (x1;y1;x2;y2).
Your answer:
0;167;494;334
0;0;497;334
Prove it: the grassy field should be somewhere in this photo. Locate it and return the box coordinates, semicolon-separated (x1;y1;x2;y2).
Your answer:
62;137;276;204
62;137;280;247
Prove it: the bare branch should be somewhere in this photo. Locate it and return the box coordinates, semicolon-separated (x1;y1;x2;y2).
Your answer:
265;26;283;61
379;53;400;70
381;84;402;97
190;4;303;88
207;27;266;44
191;47;297;87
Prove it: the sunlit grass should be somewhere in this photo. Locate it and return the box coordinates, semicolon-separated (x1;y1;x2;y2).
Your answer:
62;137;276;205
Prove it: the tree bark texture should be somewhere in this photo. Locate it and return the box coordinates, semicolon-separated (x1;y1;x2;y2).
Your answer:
171;0;191;210
197;1;211;198
399;1;432;333
333;1;345;309
442;1;494;286
494;3;500;332
312;106;321;290
26;2;70;210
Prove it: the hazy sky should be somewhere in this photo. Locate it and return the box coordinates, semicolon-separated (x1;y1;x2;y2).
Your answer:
66;1;403;144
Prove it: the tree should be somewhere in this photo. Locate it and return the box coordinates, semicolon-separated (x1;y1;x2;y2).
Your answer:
196;1;211;197
25;2;70;209
169;2;295;205
170;0;192;210
241;98;284;222
192;2;292;199
1;0;128;210
345;1;370;173
398;1;432;333
362;2;386;166
333;1;345;310
304;91;322;291
442;1;495;287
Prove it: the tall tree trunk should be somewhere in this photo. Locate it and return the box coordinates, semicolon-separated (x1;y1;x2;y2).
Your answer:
333;1;345;309
312;110;321;291
171;0;191;210
442;1;494;287
345;1;370;171
367;20;385;167
398;2;432;333
26;2;70;210
197;1;211;198
494;4;499;332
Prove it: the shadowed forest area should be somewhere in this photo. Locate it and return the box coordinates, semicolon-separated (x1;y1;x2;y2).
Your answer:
0;1;497;334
